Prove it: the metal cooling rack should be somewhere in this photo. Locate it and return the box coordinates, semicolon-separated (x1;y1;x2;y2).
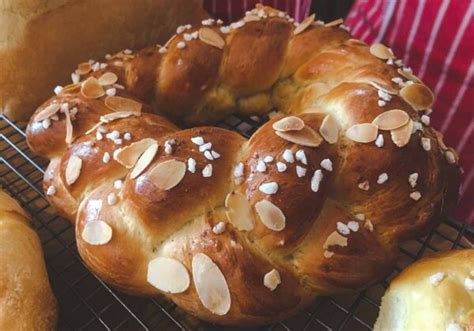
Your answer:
1;113;472;331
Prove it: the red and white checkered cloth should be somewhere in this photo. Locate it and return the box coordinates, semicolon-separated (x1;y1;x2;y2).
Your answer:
344;0;473;225
203;0;312;23
203;0;473;225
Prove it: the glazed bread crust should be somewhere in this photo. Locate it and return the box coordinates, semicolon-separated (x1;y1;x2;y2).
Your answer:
375;249;474;331
26;5;460;326
0;0;205;120
0;191;58;330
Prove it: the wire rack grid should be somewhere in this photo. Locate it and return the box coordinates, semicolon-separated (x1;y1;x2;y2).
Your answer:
0;113;472;331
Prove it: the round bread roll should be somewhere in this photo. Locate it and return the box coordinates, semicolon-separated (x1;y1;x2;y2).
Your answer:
0;0;205;121
375;249;474;331
0;190;58;330
25;4;461;326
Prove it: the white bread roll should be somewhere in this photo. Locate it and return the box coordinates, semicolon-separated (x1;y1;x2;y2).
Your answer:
375;249;474;331
0;190;58;330
0;0;205;121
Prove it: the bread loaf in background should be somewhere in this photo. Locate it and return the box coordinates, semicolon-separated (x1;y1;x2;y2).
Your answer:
0;0;205;121
0;190;58;330
375;249;474;331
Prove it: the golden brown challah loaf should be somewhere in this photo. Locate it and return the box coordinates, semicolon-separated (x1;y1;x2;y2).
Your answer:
375;249;474;331
26;5;461;325
0;190;57;330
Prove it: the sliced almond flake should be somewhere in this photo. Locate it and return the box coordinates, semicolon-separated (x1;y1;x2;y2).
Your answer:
65;155;82;186
98;72;118;86
76;62;92;75
324;18;343;27
198;27;226;49
64;107;73;144
345;123;378;143
294;13;315;35
100;111;141;123
399;83;434;111
368;81;398;95
272;116;305;132
82;220;112;245
85;122;103;135
147;257;190;293
255;199;286;231
397;68;421;83
372;109;409;130
263;269;281;291
369;43;394;60
113;138;158;168
149;160;186;190
347;38;367;46
62;83;81;94
225;192;255;231
164;34;178;48
244;15;261;22
81;77;105;99
434;131;448;150
34;104;61;122
105;96;142;113
319;114;339;144
275;125;323;147
390;119;413;147
323;231;348;249
130;143;158;179
192;253;231;316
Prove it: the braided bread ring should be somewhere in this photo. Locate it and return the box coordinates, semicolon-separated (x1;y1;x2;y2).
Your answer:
26;5;460;325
